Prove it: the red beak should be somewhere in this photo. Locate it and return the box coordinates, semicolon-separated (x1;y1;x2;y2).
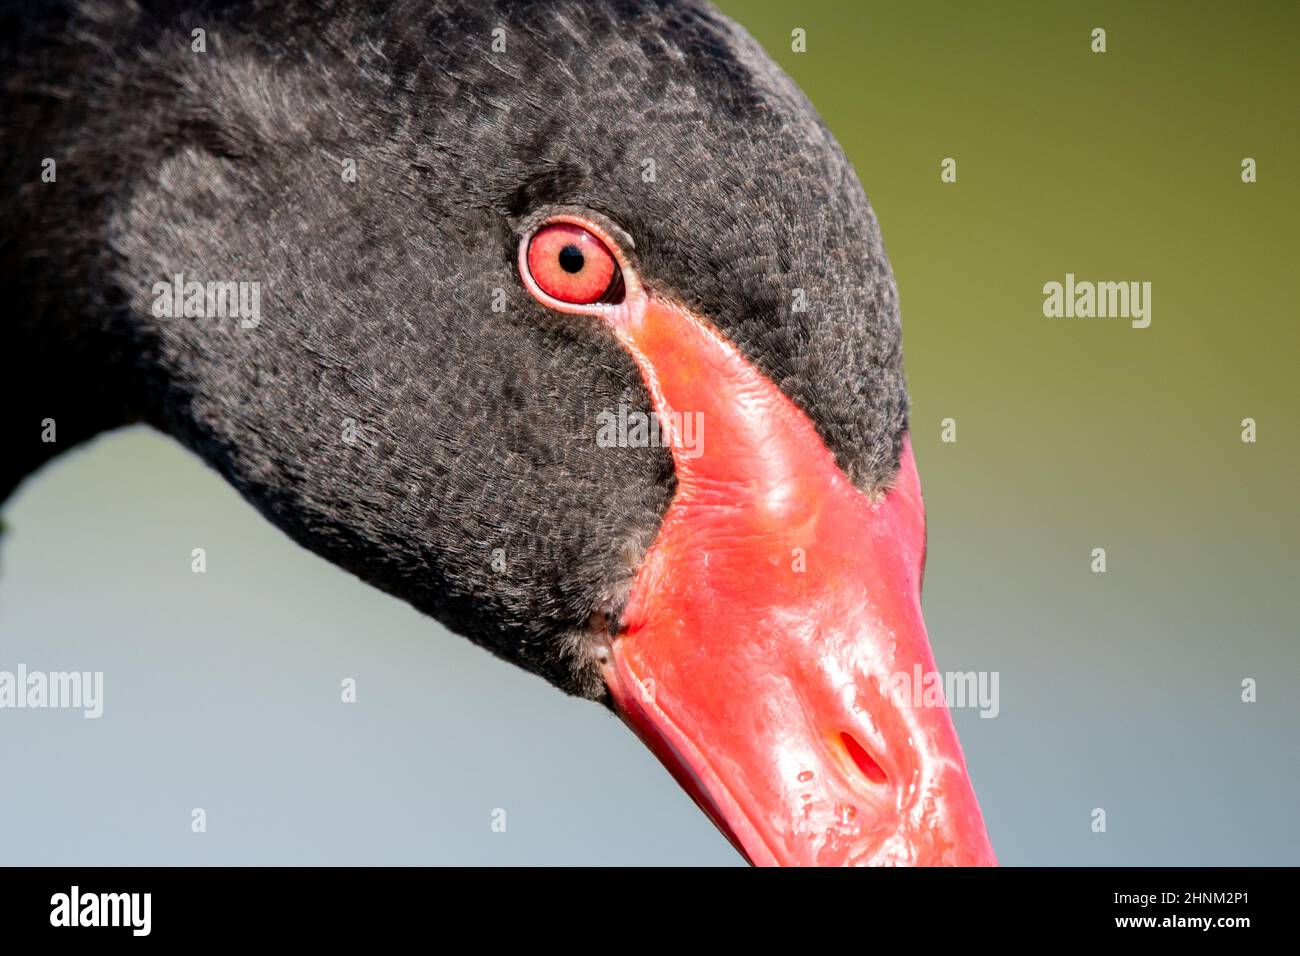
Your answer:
600;296;996;866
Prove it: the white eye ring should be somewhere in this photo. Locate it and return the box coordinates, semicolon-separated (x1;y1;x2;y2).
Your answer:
518;213;643;318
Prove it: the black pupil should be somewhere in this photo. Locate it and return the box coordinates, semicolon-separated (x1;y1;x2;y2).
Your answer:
558;244;585;274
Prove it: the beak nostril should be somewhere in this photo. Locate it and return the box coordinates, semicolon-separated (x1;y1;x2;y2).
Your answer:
840;731;889;786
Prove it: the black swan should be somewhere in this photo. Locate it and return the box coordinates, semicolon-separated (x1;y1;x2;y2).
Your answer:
0;0;995;865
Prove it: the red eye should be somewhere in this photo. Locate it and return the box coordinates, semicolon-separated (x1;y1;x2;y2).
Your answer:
525;222;620;305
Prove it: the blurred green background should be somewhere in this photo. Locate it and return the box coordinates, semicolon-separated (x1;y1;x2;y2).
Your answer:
1;0;1296;864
